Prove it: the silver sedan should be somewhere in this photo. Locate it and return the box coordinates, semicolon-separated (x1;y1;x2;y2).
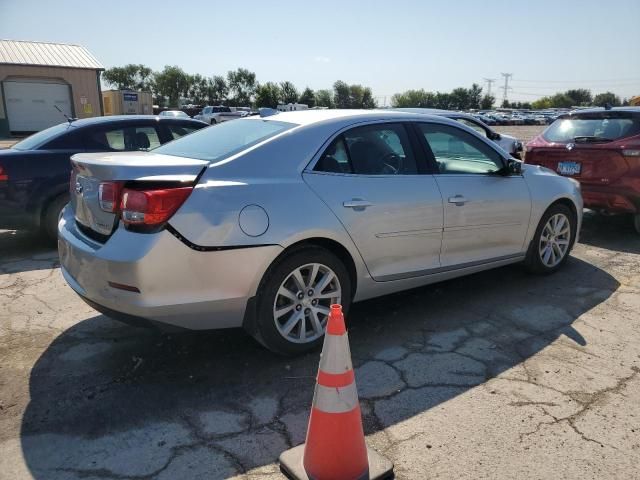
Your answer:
58;110;583;355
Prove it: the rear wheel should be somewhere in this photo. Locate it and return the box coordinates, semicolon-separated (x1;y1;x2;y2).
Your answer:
525;204;576;274
210;118;217;125
42;194;69;243
253;246;351;355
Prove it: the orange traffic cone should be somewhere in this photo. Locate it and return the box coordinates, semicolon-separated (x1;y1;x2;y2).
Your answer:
279;304;394;480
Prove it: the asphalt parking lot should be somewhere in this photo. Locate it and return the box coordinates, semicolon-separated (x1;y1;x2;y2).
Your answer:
1;211;639;480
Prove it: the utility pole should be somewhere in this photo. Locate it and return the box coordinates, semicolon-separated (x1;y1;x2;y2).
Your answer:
483;78;496;98
500;73;513;105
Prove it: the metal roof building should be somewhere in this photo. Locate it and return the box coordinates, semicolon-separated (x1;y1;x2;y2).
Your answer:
0;40;104;136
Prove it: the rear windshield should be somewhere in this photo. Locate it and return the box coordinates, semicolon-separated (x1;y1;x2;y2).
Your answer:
153;118;296;161
11;123;74;150
543;113;640;143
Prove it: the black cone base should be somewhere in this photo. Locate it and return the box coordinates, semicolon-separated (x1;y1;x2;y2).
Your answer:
279;444;394;480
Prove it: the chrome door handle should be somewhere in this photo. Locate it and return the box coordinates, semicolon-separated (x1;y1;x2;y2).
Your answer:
448;195;468;206
343;199;372;210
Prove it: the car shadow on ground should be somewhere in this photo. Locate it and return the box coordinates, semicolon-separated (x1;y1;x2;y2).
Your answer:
579;211;639;254
0;230;57;273
19;252;619;478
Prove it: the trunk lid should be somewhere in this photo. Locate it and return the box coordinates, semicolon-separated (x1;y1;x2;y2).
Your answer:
527;144;629;186
71;151;207;238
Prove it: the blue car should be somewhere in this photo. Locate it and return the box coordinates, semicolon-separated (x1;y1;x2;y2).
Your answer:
0;115;207;240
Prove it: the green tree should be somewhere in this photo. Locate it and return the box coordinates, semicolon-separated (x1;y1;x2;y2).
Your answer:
188;73;208;104
103;64;153;91
565;89;592;106
315;89;334;108
227;68;257;106
360;87;377;109
593;91;621;107
280;81;299;104
468;83;483;109
255;82;281;108
298;87;316;107
333;80;351;108
450;87;471;110
434;92;452;110
154;65;190;107
532;97;553;109
208;75;228;104
480;94;495;109
391;89;437;108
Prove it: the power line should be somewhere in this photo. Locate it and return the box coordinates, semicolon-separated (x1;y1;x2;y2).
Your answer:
483;78;496;97
511;77;640;84
500;73;513;104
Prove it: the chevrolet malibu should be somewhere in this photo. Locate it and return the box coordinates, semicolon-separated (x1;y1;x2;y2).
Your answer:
58;110;583;355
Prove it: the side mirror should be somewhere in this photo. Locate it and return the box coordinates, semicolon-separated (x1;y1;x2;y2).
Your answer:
507;158;522;175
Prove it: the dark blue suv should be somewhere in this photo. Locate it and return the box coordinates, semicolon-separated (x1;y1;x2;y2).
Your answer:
0;115;207;241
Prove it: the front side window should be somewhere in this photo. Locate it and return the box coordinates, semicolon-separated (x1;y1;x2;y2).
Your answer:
315;123;417;175
153;118;296;161
418;123;503;175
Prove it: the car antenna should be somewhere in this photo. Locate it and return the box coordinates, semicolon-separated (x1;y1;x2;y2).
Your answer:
54;105;77;124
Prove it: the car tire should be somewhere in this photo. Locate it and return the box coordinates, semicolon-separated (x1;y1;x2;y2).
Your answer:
42;193;69;243
634;214;640;235
253;246;352;356
210;119;217;125
524;203;577;275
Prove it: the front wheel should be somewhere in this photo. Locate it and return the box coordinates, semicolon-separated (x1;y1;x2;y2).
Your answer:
253;246;351;355
525;204;576;274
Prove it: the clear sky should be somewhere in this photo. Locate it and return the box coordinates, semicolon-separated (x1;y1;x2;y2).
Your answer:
1;0;639;104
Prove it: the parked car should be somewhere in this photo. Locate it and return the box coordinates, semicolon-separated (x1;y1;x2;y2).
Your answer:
526;107;640;233
393;108;524;158
194;105;247;124
159;110;191;119
58;110;582;355
0;115;208;240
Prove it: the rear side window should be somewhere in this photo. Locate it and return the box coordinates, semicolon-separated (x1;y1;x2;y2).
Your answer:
314;123;418;175
85;125;161;151
544;114;640;142
153;118;296;161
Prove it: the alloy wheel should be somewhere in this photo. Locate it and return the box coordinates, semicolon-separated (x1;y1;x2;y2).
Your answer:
539;213;571;267
273;263;341;343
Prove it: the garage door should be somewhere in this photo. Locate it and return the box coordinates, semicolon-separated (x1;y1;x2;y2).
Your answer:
4;80;73;132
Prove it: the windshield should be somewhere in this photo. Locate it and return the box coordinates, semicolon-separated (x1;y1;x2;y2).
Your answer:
153;118;296;161
11;123;74;150
543;115;640;143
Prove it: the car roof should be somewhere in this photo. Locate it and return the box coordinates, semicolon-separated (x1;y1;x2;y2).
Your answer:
68;115;206;127
561;107;640;118
247;108;457;127
388;108;477;120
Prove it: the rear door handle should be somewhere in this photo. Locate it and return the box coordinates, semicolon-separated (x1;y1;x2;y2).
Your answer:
343;199;372;210
448;195;468;206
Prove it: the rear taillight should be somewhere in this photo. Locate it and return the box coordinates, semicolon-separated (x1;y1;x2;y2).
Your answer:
98;181;123;213
0;165;8;181
120;187;193;226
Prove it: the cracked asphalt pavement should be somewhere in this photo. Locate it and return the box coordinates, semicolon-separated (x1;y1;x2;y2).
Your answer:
0;211;639;479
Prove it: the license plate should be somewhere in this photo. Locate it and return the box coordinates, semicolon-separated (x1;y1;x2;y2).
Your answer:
557;161;581;175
